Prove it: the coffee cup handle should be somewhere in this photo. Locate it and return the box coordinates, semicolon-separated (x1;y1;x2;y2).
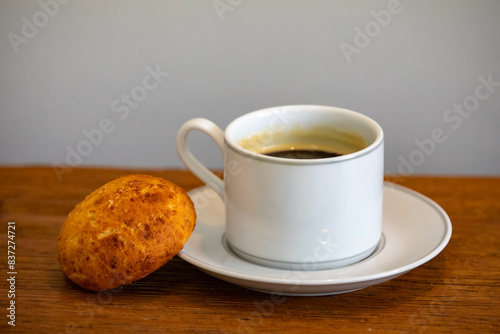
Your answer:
176;118;225;199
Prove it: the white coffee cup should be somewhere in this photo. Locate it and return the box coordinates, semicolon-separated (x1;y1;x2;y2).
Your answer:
176;105;384;270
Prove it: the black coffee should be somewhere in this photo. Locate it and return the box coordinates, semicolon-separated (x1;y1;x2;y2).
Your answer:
264;149;342;159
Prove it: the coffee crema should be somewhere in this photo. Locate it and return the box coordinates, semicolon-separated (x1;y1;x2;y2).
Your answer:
238;125;367;160
264;149;341;159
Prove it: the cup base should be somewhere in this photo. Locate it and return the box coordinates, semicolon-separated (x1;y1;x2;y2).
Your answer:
225;237;380;271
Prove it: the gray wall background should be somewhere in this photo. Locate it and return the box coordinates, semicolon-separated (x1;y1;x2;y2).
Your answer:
1;0;499;176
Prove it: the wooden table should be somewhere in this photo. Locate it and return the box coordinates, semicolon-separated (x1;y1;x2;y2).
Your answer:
1;167;499;333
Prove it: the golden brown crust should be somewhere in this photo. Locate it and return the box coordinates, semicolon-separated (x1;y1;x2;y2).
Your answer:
56;174;196;291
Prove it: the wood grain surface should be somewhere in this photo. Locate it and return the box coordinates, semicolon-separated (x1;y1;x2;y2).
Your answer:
0;167;499;333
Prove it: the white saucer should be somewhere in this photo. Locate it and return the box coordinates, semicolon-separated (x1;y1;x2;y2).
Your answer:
178;182;452;296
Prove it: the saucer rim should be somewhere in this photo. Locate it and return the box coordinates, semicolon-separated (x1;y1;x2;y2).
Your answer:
178;182;452;286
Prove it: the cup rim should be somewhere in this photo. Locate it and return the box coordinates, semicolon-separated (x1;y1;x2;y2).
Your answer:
224;105;384;165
